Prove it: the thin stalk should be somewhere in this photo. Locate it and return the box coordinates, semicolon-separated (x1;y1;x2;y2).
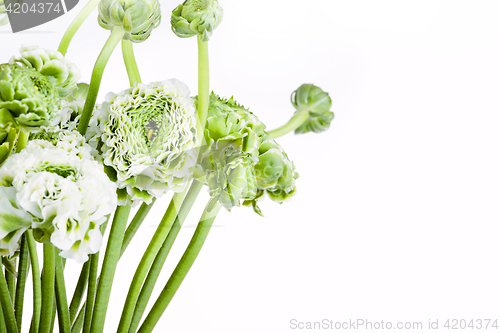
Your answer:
121;198;157;258
122;40;142;86
0;268;17;333
196;38;210;143
39;243;56;333
69;261;90;325
55;254;71;333
71;303;85;333
129;181;203;333
14;235;29;332
26;230;41;333
117;190;187;333
5;269;14;304
58;0;100;55
137;201;222;333
89;204;131;333
0;302;5;333
268;109;309;139
15;130;28;153
77;27;126;136
82;253;99;333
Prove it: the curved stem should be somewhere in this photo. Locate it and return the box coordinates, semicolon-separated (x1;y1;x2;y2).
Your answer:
39;243;55;333
137;201;222;333
122;40;142;86
117;190;187;333
196;39;210;143
121;198;156;258
5;268;14;304
82;252;99;333
89;204;131;333
69;261;89;325
129;181;203;333
26;230;41;333
55;254;71;333
268;109;309;139
0;267;17;333
14;235;29;332
58;0;100;55
77;27;126;136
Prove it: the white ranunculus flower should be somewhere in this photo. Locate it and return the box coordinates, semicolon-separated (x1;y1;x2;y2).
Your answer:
89;79;199;206
0;131;117;262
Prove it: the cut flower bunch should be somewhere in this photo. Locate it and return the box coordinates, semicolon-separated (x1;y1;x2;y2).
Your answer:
0;0;334;332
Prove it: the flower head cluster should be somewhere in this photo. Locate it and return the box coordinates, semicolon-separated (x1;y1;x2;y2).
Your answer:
171;0;223;42
199;93;297;213
0;131;117;263
0;63;61;130
10;46;81;98
98;0;161;42
292;84;334;134
89;79;199;206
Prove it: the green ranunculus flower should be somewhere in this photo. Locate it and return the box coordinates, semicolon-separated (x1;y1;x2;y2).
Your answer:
98;0;162;42
53;83;89;131
10;46;81;98
292;84;334;134
0;64;61;130
0;113;17;166
89;79;199;206
171;0;223;42
206;145;257;211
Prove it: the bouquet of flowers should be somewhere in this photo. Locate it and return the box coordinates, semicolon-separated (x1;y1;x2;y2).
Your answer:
0;0;334;332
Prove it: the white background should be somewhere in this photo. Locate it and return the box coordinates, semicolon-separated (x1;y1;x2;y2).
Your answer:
2;0;500;332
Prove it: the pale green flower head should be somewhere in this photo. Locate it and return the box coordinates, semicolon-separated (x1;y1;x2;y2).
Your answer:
90;79;199;206
0;131;117;262
292;84;334;134
52;83;90;131
10;46;81;98
0;63;61;130
206;145;257;211
171;0;223;42
99;0;161;42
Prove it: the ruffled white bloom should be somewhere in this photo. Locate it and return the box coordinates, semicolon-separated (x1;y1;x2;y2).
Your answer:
0;131;117;263
89;79;199;206
10;45;81;98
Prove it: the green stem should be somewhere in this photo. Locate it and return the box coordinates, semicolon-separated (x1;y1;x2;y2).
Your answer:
55;254;71;333
15;130;28;153
82;252;99;333
117;190;187;333
5;269;14;305
39;243;55;333
77;27;126;136
26;230;41;333
0;302;5;333
58;0;100;55
89;204;131;333
268;109;309;139
137;201;222;333
14;235;29;332
0;268;17;333
122;40;142;86
196;38;210;143
69;261;89;325
129;181;203;333
121;198;157;258
71;302;85;333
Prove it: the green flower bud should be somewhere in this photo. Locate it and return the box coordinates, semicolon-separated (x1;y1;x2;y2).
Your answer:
171;0;223;42
64;82;89;103
0;0;8;26
98;0;162;43
206;146;257;211
0;64;61;130
292;84;334;134
10;46;81;98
